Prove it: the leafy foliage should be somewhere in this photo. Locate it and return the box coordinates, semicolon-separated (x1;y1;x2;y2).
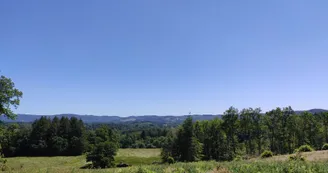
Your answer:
0;75;23;120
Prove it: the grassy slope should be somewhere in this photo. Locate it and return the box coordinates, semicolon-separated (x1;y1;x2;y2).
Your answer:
4;149;328;173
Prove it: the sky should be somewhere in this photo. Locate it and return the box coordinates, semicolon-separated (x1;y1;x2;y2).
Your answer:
1;0;328;116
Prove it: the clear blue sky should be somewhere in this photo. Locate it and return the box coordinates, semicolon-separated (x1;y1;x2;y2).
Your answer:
1;0;327;116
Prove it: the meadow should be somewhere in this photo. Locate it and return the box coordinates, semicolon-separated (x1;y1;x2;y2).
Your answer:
4;149;328;173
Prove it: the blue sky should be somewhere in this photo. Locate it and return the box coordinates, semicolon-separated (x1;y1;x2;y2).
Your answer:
1;0;328;116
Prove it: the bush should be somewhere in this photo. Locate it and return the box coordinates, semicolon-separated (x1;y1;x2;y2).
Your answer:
167;156;175;164
298;145;314;152
322;143;328;150
261;150;273;158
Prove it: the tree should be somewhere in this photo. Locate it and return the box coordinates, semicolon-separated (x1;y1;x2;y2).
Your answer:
0;75;23;119
178;117;202;161
240;108;254;155
68;117;86;155
30;116;51;156
319;112;328;143
265;108;283;154
161;117;203;162
204;118;228;161
174;117;202;162
250;108;265;155
47;116;60;155
161;129;179;162
86;126;119;168
86;141;118;168
300;112;322;149
222;106;239;157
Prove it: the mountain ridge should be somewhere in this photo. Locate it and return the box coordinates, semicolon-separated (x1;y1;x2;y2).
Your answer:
1;109;327;124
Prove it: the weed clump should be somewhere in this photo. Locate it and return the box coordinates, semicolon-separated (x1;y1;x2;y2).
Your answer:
167;156;175;164
289;152;306;161
261;150;273;158
297;145;314;152
321;143;328;150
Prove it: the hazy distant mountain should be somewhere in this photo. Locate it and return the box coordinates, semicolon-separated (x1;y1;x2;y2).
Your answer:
294;109;328;115
1;109;327;124
0;113;222;124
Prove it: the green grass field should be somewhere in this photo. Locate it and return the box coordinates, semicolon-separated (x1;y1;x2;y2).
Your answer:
4;149;328;173
4;149;161;173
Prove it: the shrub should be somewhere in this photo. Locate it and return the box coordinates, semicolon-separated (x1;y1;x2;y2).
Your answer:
167;156;175;164
322;143;328;150
298;145;314;152
261;150;273;158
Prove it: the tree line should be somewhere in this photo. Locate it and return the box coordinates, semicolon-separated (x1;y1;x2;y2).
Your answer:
0;119;170;158
0;116;85;156
162;106;328;163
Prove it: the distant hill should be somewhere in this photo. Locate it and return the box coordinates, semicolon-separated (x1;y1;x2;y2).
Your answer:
1;109;327;124
0;113;222;124
294;109;328;115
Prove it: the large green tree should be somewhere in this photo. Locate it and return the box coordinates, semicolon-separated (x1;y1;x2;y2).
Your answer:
0;75;23;119
86;126;119;168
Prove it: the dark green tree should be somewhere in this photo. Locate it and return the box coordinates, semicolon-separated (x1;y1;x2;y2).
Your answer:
176;117;202;162
68;117;86;155
205;118;228;161
30;116;51;156
250;108;265;155
222;106;239;157
47;116;61;155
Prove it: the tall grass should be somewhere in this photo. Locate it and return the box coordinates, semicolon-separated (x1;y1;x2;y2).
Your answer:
4;149;328;173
